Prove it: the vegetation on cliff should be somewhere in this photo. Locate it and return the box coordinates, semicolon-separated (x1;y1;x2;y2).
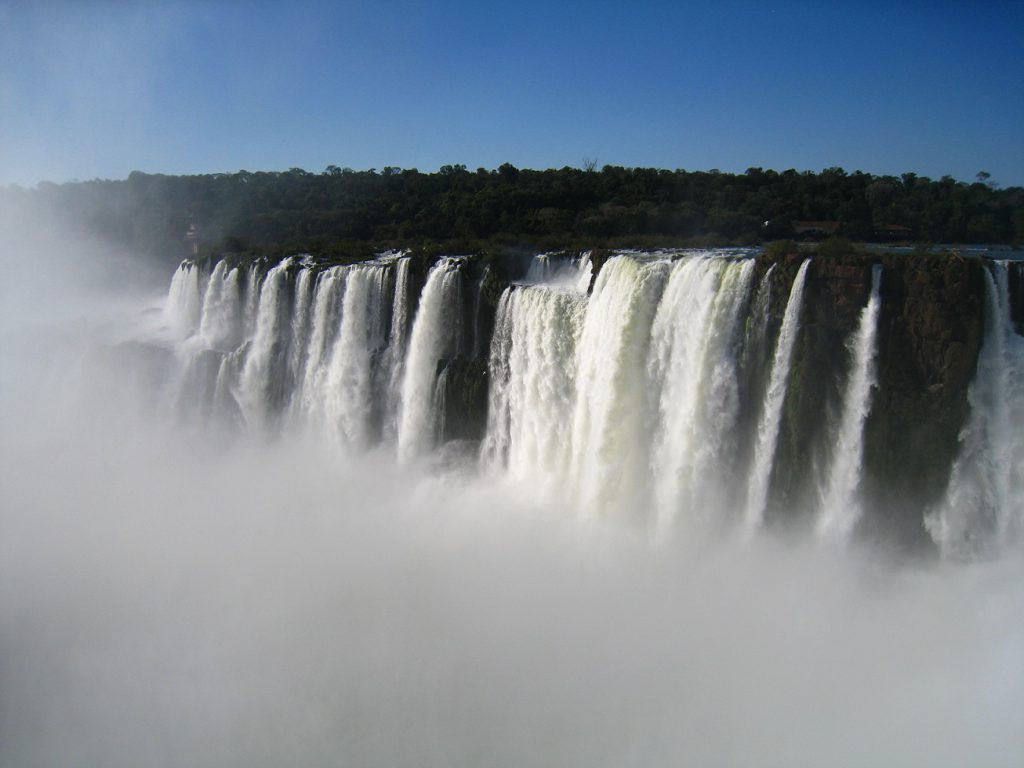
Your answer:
4;165;1021;267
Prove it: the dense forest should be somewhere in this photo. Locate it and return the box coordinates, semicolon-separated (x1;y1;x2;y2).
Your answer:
4;165;1022;266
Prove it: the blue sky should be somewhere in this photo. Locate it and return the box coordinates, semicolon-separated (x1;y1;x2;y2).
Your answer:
1;0;1022;186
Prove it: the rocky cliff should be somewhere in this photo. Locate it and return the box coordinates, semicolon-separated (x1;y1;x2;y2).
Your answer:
748;251;990;549
438;248;1010;550
169;246;1018;552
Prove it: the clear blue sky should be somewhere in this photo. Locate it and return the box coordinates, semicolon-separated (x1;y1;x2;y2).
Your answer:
2;0;1022;187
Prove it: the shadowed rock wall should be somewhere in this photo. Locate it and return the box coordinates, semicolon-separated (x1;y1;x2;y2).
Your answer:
746;252;987;550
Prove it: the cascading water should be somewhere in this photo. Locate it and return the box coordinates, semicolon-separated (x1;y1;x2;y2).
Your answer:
525;252;594;290
196;260;227;342
237;258;295;431
525;253;552;283
816;264;883;543
321;264;390;449
169;254;420;450
197;261;244;351
743;259;811;533
475;251;595;476
568;256;669;517
159;249;1021;554
927;261;1024;558
288;266;316;386
397;258;464;462
481;252;759;528
165;261;203;340
741;263;775;381
388;256;412;354
212;343;248;427
647;257;755;534
480;287;516;470
481;283;588;488
575;251;594;293
242;263;263;341
14;225;1024;768
383;256;412;439
293;267;347;425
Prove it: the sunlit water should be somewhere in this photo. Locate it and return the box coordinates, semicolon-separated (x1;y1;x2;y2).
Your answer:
2;249;1022;767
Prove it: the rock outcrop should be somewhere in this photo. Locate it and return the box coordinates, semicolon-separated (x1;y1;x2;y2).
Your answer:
748;251;988;549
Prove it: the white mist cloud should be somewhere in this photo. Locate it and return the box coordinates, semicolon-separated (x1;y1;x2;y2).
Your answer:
1;298;1022;766
0;199;1021;766
2;4;1021;760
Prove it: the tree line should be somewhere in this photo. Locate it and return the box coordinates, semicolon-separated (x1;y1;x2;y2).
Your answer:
4;164;1022;265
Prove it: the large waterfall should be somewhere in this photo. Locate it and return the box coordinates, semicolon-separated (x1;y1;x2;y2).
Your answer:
162;250;1024;552
647;258;755;534
7;244;1024;768
238;258;296;432
481;279;588;486
397;257;464;461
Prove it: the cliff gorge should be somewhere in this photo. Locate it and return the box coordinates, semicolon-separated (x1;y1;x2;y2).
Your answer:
161;248;1021;554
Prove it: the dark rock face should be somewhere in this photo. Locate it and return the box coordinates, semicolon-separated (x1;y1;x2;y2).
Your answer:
437;359;490;442
429;256;517;443
1008;260;1024;335
764;253;875;530
755;251;988;550
862;255;986;549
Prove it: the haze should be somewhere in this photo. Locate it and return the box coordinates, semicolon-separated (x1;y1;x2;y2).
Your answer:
2;2;1023;766
1;199;1022;768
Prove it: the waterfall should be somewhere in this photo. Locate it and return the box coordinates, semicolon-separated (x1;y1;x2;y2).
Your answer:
293;267;346;423
482;284;587;488
575;251;594;293
196;260;226;342
568;256;669;517
388;256;412;354
397;258;464;462
647;257;755;534
816;265;883;543
165;261;203;340
288;266;316;386
242;263;263;340
197;261;244;351
158;249;1020;555
237;259;294;431
212;343;247;428
742;263;775;379
525;254;551;283
927;261;1024;558
480;253;766;523
432;365;450;443
174;348;222;423
172;254;405;448
383;256;412;440
743;259;811;532
321;264;389;449
525;252;594;290
480;287;516;471
19;233;1024;768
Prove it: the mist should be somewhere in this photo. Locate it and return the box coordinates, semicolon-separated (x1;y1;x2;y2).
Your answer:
1;224;1022;767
